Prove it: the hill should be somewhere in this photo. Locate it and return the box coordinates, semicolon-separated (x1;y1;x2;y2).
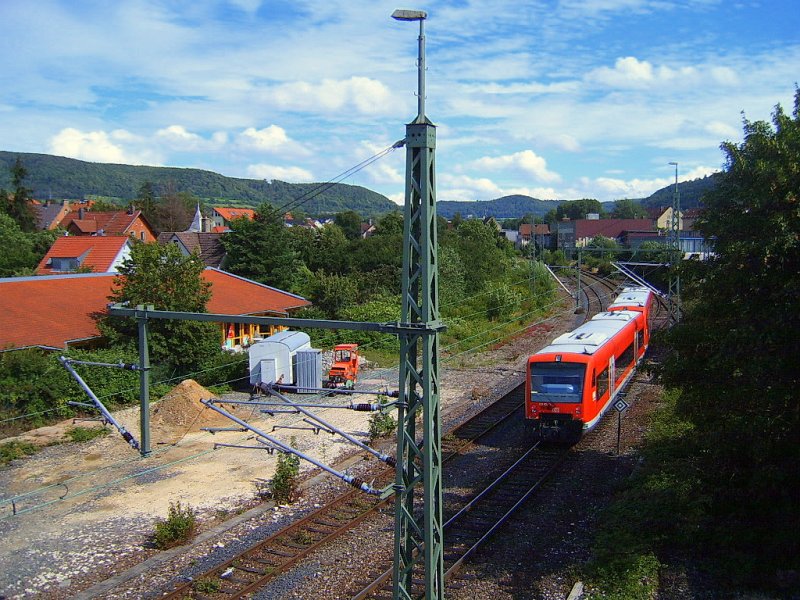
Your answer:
640;172;720;210
436;194;562;220
0;151;397;218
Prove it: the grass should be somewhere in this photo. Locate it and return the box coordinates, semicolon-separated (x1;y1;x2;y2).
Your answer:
66;426;109;443
0;439;38;466
582;389;707;599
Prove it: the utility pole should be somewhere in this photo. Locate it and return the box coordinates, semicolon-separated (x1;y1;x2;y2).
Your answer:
391;9;444;600
668;162;681;323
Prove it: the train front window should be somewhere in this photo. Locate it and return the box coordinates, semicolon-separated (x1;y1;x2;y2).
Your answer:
530;362;585;403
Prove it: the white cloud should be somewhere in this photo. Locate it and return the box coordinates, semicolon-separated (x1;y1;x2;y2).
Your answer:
585;57;741;92
237;126;290;151
155;125;227;151
245;163;314;182
271;77;398;115
48;127;157;164
439;173;504;202
388;192;404;206
704;120;740;140
472;150;561;183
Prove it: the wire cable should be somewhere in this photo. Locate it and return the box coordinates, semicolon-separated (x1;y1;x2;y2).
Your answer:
274;140;404;215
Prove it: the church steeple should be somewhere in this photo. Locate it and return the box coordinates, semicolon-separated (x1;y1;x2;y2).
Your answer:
188;203;203;232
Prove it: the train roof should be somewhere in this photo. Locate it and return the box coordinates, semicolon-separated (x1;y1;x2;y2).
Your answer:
534;310;640;357
608;286;653;309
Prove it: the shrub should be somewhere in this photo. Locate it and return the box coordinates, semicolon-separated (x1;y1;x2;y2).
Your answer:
270;447;301;504
152;501;197;549
368;396;397;440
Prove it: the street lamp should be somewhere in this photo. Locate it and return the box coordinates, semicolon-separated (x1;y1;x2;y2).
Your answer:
391;9;427;122
391;8;443;600
667;161;681;322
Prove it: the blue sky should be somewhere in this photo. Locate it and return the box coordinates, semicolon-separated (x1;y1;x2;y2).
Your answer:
1;1;798;204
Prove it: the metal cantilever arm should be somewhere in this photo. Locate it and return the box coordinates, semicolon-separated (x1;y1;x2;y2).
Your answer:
58;356;140;451
201;399;380;495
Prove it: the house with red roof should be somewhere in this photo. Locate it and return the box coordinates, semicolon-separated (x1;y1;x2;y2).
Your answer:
517;223;551;249
211;207;256;232
556;218;655;256
36;236;132;275
60;208;156;242
0;269;311;352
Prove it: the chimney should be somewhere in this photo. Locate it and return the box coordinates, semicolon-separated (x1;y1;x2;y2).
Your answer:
79;207;85;219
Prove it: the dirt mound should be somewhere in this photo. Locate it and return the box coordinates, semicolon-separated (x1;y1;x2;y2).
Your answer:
151;380;232;439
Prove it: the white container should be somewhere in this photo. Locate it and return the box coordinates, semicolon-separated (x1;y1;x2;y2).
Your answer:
248;330;311;386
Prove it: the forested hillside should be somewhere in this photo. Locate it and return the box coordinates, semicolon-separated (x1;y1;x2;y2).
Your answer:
640;172;720;210
0;151;397;217
437;194;562;220
1;150;719;220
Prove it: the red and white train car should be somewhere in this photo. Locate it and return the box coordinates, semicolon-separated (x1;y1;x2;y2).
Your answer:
525;287;653;442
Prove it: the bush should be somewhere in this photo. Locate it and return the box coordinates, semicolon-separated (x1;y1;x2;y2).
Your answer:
152;501;197;549
0;347;141;434
269;445;301;504
368;396;397;440
486;285;522;321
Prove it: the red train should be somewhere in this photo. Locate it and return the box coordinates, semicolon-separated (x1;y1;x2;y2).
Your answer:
525;286;654;442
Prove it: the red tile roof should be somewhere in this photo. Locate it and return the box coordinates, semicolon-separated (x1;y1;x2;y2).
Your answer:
0;269;311;351
36;236;130;275
204;269;310;314
61;209;154;238
213;207;255;222
0;273;116;350
575;219;653;240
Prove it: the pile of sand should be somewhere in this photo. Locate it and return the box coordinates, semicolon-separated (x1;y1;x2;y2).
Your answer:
150;380;235;441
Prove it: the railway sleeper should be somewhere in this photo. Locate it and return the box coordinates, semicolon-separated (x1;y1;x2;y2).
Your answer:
263;546;297;557
235;564;268;575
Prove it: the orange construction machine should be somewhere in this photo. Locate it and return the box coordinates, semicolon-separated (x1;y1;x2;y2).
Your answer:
324;344;359;389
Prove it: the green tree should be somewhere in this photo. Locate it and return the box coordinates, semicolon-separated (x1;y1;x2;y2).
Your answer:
545;198;603;222
454;219;512;290
221;203;301;291
334;210;363;240
287;225;316;269
0;213;38;276
308;271;358;319
311;223;351;274
375;210;404;236
135;181;157;220
0;157;37;232
658;89;800;582
99;242;220;376
610;198;648;219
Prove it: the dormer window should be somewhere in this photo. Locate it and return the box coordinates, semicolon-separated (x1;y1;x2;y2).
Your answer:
51;257;80;271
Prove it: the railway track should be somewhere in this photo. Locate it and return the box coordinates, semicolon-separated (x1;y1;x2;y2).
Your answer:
153;270;637;600
157;384;527;599
350;442;569;599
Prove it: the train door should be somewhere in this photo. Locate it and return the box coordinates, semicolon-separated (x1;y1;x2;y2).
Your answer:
609;355;616;397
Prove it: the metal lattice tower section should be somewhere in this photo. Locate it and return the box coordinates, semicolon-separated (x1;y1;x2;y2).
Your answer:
668;162;681;323
392;9;444;600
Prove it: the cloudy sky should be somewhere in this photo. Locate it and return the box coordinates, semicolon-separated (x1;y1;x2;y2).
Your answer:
1;1;797;204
